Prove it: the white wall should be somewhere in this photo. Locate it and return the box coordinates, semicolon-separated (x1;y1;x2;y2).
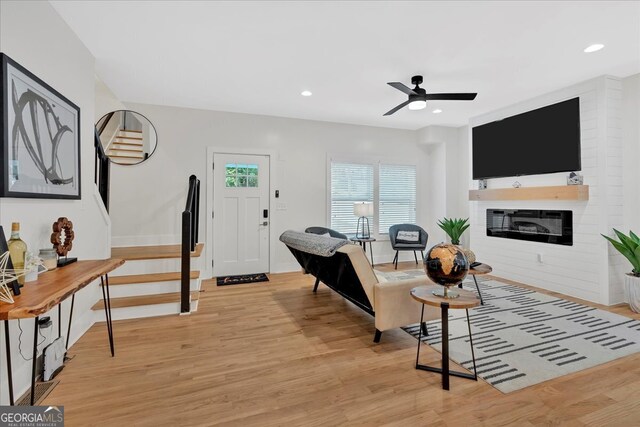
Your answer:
622;74;640;234
468;76;624;305
0;1;110;403
417;125;470;247
109;103;435;273
95;76;126;120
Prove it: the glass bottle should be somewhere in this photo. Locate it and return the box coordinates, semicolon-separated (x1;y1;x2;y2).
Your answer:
8;222;27;286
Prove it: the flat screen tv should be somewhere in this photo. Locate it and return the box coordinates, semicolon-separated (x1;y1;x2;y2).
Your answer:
472;97;581;180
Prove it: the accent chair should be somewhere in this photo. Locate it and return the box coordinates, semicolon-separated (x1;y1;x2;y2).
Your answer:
389;224;429;270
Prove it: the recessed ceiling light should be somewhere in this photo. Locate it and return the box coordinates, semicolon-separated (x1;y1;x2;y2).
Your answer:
584;44;604;53
432;109;443;114
301;90;312;96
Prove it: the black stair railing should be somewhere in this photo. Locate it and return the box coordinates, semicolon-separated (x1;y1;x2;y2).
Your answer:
181;175;200;313
94;111;114;211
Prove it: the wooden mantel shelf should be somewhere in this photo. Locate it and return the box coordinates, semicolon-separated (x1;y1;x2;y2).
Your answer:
468;185;589;201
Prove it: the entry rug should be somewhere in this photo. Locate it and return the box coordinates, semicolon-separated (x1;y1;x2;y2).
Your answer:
216;273;269;286
395;271;640;393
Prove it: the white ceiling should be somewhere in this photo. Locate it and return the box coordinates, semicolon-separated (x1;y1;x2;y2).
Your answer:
51;1;640;130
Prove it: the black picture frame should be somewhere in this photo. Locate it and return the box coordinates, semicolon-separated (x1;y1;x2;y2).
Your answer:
0;52;81;199
0;226;20;295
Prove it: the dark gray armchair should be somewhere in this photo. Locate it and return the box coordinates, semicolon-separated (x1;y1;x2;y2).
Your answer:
305;226;348;240
389;224;429;270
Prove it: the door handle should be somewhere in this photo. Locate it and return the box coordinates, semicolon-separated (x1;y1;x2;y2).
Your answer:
260;221;269;226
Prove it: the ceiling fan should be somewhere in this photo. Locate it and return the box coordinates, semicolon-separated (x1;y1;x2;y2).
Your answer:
384;75;477;116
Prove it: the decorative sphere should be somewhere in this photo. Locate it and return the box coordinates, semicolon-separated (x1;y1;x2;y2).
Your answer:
424;243;469;286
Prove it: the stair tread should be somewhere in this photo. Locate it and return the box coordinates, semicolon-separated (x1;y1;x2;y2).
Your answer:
92;291;200;310
119;129;142;133
111;243;204;260
111;141;143;147
109;154;144;159
108;148;143;153
115;135;143;140
109;271;200;285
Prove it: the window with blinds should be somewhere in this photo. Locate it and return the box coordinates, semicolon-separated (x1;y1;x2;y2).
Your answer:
379;164;417;234
330;162;374;234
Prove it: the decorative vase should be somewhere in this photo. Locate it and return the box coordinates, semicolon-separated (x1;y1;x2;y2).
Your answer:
24;269;38;283
462;248;476;264
625;274;640;313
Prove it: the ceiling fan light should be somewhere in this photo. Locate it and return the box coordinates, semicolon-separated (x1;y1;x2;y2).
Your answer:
408;100;426;110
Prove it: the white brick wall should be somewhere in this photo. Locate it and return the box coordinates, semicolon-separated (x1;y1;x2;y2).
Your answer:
468;76;624;305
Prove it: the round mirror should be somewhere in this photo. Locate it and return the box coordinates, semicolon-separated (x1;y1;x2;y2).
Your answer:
95;110;157;165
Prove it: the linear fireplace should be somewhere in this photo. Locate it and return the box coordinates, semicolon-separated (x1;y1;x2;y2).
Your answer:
486;209;573;246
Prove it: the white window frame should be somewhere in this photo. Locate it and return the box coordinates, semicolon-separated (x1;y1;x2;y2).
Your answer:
326;154;419;240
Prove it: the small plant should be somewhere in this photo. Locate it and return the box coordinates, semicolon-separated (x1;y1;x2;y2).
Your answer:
437;217;470;245
602;229;640;276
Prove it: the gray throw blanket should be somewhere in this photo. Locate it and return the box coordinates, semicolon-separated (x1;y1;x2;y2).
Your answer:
279;230;348;257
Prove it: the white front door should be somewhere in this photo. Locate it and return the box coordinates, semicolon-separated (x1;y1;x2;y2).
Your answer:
213;153;270;276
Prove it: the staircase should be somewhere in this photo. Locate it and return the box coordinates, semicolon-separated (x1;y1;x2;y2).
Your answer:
93;243;205;321
106;129;146;164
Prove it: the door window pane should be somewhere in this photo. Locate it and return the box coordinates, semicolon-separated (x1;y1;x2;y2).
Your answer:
225;163;259;187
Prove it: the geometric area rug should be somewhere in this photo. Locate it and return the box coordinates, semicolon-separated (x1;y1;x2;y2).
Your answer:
389;270;640;393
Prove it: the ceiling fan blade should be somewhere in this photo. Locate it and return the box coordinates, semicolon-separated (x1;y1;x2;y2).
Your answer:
424;93;477;101
383;100;411;116
387;82;417;96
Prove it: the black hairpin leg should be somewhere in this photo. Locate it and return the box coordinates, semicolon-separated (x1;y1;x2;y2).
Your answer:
472;275;484;305
420;250;424;261
369;242;374;266
58;304;62;339
373;329;382;343
30;316;39;405
413;251;418;264
415;305;425;366
466;309;478;380
313;277;320;293
100;275;115;357
4;320;14;405
393;251;399;270
421;321;429;336
65;294;76;353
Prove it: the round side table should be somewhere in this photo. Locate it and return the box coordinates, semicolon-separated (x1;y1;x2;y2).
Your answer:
468;263;492;305
410;285;480;390
350;237;376;266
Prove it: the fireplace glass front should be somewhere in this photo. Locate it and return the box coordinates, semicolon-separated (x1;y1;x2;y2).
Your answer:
486;209;573;246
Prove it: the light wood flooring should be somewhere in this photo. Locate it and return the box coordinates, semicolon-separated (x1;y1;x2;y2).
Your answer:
43;262;640;426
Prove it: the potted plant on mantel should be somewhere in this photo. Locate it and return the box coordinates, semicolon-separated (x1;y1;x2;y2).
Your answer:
437;217;476;263
602;229;640;313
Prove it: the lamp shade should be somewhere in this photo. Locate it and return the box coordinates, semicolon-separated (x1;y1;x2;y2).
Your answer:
353;202;373;217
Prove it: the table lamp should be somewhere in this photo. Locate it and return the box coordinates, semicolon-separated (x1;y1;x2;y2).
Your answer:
354;202;373;239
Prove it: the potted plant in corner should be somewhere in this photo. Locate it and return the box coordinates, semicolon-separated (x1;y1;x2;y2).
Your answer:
602;229;640;313
437;218;476;263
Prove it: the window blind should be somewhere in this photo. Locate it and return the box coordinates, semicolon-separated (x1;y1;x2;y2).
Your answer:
330;162;374;234
379;164;417;234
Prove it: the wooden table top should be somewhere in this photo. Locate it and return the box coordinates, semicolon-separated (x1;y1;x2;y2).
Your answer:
411;285;481;309
469;263;492;275
0;258;124;320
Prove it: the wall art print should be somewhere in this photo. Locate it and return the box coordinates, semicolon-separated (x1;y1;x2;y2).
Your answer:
0;53;81;199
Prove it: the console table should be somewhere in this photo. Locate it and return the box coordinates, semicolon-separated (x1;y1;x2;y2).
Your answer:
410;285;479;390
1;258;124;405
